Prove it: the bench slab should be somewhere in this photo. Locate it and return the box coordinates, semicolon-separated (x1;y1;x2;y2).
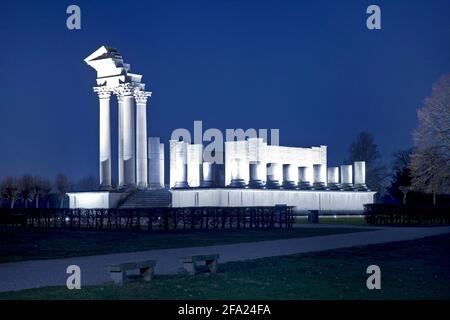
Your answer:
178;254;219;275
106;260;156;285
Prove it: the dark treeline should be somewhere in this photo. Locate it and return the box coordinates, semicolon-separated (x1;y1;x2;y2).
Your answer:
344;131;449;205
347;73;450;205
0;174;99;209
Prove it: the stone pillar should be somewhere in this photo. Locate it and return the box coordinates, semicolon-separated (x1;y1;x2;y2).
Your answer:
119;84;136;187
282;164;297;189
116;94;124;188
229;159;246;188
187;144;203;187
159;143;165;187
94;86;112;189
298;166;312;190
171;141;189;189
200;162;214;187
313;164;327;190
135;90;151;189
354;161;369;191
340;165;354;190
248;162;266;189
176;163;188;188
266;163;282;189
327;167;341;190
148;137;164;188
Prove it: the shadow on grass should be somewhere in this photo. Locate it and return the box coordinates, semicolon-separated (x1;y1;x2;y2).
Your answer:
0;226;370;263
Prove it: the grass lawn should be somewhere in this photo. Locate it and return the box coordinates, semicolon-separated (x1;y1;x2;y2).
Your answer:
0;226;368;263
1;233;449;300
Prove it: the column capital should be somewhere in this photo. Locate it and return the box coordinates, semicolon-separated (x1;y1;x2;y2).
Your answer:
93;86;111;99
134;89;152;105
113;83;135;97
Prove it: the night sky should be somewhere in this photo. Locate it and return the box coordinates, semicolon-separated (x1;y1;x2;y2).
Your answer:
1;0;449;182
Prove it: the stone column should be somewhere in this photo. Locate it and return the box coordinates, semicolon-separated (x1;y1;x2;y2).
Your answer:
94;86;112;189
266;163;282;189
117;84;136;187
340;165;354;190
135;89;151;189
327;167;341;190
282;164;297;189
148;137;164;188
159;143;165;187
116;93;124;188
187;144;203;187
313;164;327;190
248;162;266;189
354;161;369;191
229;159;246;188
298;166;312;190
172;141;189;189
200;162;214;187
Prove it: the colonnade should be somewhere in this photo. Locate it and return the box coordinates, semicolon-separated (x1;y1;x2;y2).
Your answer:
95;83;151;189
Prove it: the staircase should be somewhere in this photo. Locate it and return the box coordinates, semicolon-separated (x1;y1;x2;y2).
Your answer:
118;189;172;208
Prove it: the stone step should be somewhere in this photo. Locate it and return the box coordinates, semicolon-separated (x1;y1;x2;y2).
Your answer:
118;189;172;208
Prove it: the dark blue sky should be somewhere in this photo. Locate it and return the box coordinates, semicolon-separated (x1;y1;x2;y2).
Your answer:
1;0;449;182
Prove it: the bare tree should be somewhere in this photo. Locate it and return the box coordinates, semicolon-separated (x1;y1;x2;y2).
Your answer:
31;176;45;208
391;149;413;174
347;131;389;194
410;147;449;205
399;186;412;205
75;176;99;191
18;174;34;208
55;174;69;208
387;149;413;203
1;177;19;208
410;74;450;203
40;179;52;208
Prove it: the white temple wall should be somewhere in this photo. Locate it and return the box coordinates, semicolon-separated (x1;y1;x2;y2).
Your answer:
225;139;327;186
171;189;376;212
67;192;125;209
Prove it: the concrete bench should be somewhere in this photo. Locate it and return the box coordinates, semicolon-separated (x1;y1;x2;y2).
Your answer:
105;260;156;285
178;254;219;275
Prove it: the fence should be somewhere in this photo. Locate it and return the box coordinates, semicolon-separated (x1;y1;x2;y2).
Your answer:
364;204;450;225
0;206;294;231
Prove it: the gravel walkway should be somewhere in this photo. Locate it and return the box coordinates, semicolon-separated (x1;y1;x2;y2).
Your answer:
1;225;449;292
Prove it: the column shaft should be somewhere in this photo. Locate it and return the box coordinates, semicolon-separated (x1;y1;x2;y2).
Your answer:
135;90;151;189
95;87;112;189
122;94;135;186
117;96;124;188
136;103;148;188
